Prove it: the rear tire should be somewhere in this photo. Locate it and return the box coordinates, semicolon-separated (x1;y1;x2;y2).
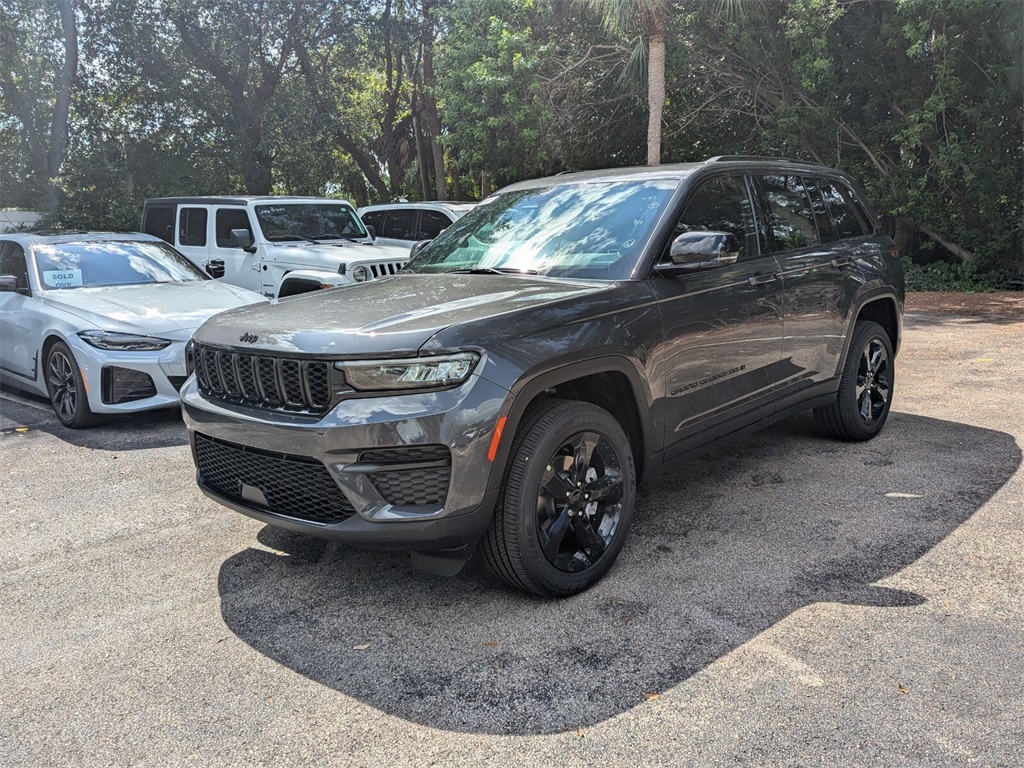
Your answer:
815;320;894;441
45;341;97;428
482;399;636;597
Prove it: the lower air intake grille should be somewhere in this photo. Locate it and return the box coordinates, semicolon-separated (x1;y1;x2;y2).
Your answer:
194;433;355;524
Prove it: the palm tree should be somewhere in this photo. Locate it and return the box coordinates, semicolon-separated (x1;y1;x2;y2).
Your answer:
583;0;669;166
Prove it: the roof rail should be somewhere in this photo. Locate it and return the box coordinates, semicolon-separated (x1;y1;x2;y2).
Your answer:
706;155;803;164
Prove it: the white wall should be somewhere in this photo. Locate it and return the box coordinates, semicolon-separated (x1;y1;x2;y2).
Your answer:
0;210;42;233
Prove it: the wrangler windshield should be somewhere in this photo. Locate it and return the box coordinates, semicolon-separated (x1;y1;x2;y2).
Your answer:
254;203;368;242
403;179;678;280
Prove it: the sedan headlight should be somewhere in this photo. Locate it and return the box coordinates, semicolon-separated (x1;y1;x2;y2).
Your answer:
335;353;479;391
77;330;172;351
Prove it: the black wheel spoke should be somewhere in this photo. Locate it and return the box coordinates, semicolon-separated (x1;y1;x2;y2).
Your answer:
584;469;623;504
570;432;599;474
540;506;572;562
543;471;576;501
571;516;606;562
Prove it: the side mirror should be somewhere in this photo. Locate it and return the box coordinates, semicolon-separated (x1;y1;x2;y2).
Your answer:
409;239;431;259
0;275;22;292
364;224;376;241
657;231;740;275
230;228;256;253
206;259;226;279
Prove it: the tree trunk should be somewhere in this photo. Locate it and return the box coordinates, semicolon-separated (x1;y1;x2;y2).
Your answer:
44;0;77;213
481;171;491;199
413;112;431;199
646;25;666;166
421;31;447;200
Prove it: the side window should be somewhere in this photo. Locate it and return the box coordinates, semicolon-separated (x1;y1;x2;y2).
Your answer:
0;241;30;290
178;207;208;247
361;210;385;232
142;205;175;244
757;174;818;250
382;209;419;241
215;208;252;249
819;180;868;239
418;210;452;239
672;175;762;260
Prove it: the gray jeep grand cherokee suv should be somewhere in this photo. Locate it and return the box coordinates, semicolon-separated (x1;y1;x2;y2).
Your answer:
182;157;904;597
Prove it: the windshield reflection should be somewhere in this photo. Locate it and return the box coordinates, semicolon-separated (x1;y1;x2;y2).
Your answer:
33;240;208;289
254;203;368;242
404;180;678;280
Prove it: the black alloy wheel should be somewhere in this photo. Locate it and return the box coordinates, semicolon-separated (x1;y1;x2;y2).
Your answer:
815;320;894;441
45;341;96;428
483;399;636;597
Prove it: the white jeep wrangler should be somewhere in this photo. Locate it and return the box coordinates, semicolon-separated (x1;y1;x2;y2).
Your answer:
140;196;410;299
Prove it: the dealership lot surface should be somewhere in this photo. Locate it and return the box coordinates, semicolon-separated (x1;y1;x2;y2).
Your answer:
2;301;1022;766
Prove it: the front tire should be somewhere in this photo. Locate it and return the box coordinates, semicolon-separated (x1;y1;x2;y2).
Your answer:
815;320;894;441
482;399;636;597
45;341;97;428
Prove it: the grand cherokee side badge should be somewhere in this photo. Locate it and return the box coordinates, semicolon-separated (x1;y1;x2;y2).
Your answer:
239;332;259;344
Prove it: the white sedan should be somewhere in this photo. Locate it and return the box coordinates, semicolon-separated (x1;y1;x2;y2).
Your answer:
0;231;266;428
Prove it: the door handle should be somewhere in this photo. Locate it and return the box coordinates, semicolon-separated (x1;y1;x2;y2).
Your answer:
831;257;854;268
747;273;779;286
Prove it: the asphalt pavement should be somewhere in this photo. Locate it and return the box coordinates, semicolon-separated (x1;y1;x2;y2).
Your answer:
1;308;1021;767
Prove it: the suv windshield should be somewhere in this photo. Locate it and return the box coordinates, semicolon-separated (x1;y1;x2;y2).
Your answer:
403;179;679;280
33;240;208;289
254;203;368;242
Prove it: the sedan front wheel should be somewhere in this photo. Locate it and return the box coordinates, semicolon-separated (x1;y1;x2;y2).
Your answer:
45;341;97;428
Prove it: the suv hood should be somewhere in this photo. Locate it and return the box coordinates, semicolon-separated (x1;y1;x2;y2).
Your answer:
43;281;267;335
268;240;411;270
193;273;608;356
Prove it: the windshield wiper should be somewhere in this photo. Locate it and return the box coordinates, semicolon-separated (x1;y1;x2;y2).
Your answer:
449;267;539;275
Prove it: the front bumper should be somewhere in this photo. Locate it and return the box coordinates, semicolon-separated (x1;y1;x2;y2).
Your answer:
181;372;510;551
72;335;191;414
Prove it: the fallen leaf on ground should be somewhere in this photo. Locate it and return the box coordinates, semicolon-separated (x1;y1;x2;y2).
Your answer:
898;683;909;694
644;692;660;701
576;730;584;738
484;641;497;648
15;427;28;433
353;644;371;651
885;492;923;499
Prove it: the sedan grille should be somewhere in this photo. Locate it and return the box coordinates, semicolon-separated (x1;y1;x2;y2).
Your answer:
192;343;334;414
194;433;355;525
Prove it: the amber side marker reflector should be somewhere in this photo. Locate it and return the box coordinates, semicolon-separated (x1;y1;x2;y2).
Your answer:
79;369;90;394
487;416;508;462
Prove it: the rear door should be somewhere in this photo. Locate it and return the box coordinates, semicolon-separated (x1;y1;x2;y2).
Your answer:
756;173;868;389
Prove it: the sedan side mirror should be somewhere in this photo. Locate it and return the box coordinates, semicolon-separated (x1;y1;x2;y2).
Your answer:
658;231;740;275
230;228;256;253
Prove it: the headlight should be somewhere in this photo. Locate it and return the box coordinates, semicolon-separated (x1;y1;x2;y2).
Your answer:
335;353;479;391
351;265;369;282
78;330;172;351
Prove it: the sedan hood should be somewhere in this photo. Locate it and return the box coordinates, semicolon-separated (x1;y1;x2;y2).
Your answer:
43;281;267;336
193;273;608;356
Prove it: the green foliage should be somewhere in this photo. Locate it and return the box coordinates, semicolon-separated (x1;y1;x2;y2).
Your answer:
901;256;1001;292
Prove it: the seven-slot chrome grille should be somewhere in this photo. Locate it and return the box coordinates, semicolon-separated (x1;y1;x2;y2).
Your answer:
192;342;334;414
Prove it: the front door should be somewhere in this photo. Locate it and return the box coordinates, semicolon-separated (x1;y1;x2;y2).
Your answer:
212;207;261;293
0;241;38;380
649;174;787;457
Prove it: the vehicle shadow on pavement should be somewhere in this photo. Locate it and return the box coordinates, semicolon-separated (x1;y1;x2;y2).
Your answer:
0;390;188;450
216;412;1020;735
